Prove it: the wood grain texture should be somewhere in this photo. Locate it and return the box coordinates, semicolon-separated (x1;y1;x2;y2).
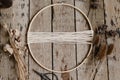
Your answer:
0;0;29;79
74;0;108;80
52;0;77;80
11;1;29;79
29;0;52;80
88;0;108;80
0;2;14;80
75;1;93;80
104;0;120;80
1;0;120;80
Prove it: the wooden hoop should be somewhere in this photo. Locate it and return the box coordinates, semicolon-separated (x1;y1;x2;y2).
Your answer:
27;3;94;73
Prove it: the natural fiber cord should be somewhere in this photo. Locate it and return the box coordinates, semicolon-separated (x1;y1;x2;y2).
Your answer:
28;30;93;44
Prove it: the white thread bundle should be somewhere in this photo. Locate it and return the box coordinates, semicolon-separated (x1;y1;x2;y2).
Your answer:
28;30;93;44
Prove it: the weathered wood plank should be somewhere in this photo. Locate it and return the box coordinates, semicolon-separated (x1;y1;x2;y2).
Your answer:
11;0;29;79
75;1;93;80
0;0;29;79
52;0;77;80
75;0;108;80
29;0;52;80
104;0;120;80
0;7;17;79
1;0;120;80
88;0;108;80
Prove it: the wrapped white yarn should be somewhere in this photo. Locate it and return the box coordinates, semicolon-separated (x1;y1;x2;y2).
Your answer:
28;30;93;44
27;3;94;73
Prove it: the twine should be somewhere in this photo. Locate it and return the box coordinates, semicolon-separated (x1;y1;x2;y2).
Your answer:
28;30;93;44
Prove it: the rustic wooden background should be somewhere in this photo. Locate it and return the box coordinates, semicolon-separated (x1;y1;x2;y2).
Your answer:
0;0;120;80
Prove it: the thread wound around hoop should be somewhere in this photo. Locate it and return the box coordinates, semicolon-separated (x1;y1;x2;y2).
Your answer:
27;3;94;73
28;30;93;44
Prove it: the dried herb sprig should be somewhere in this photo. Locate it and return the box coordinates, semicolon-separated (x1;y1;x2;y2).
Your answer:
2;24;27;80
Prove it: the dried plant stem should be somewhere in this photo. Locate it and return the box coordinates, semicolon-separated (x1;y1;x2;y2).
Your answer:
90;61;100;80
3;24;27;80
9;38;27;80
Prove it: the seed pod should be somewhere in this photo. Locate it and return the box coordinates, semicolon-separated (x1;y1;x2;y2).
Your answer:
107;44;114;55
93;35;100;46
96;42;107;60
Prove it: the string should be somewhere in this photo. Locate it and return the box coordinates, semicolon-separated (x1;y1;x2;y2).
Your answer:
27;3;94;73
28;30;93;44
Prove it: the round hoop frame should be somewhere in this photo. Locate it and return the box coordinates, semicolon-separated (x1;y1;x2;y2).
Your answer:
27;3;94;73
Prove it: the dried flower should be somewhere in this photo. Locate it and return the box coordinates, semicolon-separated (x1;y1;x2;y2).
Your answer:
3;44;13;55
107;44;114;55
